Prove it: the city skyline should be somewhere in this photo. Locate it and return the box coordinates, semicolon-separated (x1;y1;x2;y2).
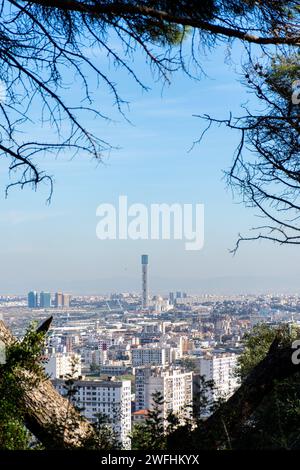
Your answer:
4;284;299;450
0;0;299;455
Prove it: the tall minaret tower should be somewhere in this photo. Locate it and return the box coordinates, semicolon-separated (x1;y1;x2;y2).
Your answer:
141;254;149;308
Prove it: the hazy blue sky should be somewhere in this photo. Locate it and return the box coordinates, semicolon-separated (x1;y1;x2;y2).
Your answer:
0;40;299;295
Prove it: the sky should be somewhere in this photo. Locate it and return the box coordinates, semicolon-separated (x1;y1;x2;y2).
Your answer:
0;38;300;295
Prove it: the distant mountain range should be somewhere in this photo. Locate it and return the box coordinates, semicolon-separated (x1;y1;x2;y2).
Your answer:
3;274;299;296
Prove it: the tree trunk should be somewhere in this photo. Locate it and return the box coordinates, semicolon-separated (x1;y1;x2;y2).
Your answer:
194;337;300;448
0;320;95;449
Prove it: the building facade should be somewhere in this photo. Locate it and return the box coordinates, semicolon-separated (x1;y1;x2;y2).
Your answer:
199;352;239;415
53;378;132;449
135;367;193;422
40;291;51;308
45;352;81;379
131;346;171;367
28;291;38;308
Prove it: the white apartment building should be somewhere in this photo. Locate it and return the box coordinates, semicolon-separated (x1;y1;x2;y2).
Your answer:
131;346;171;367
45;352;81;379
82;349;108;369
135;367;193;422
53;378;132;449
199;352;239;415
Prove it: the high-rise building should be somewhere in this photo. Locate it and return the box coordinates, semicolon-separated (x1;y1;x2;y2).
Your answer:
141;254;148;308
44;352;81;379
28;291;38;308
40;291;51;308
198;352;239;416
53;378;132;448
169;292;175;304
131;346;172;367
135;367;193;423
54;292;63;308
131;345;171;367
62;293;71;308
54;292;70;308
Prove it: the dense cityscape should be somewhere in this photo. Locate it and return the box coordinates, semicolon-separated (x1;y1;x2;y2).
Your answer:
1;255;300;449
